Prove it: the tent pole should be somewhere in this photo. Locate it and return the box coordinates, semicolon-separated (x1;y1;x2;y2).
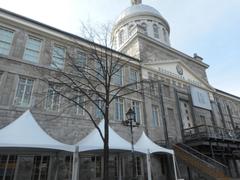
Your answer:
146;150;152;180
172;154;178;180
54;160;59;180
71;146;79;180
118;154;122;180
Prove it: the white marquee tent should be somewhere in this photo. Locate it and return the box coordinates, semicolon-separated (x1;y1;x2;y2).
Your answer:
0;111;177;180
0;110;74;152
135;132;177;180
76;120;145;153
135;131;174;154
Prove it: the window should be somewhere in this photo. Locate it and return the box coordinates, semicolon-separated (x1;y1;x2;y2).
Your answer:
96;60;105;80
135;156;142;176
141;23;147;35
128;25;134;37
96;99;105;119
45;84;60;111
152;105;159;127
0;27;14;55
150;82;157;95
163;85;170;97
0;71;3;83
14;77;34;106
51;45;65;69
163;28;168;42
115;97;124;121
167;108;174;122
76;51;87;68
153;24;159;38
0;155;17;180
129;69;138;89
132;100;141;123
74;95;84;115
112;66;123;86
63;156;73;179
23;36;42;63
118;30;124;46
31;156;50;180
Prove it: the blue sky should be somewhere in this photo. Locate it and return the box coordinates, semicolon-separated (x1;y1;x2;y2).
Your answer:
1;0;240;96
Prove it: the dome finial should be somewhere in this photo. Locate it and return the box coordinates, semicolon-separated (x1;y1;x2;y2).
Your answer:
131;0;142;5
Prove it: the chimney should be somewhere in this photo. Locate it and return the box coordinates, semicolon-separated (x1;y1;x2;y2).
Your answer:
193;53;203;61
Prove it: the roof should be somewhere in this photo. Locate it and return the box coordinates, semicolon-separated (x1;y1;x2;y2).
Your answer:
0;8;139;63
76;120;145;153
114;4;170;32
116;4;163;23
135;132;174;154
215;89;240;101
0;110;74;152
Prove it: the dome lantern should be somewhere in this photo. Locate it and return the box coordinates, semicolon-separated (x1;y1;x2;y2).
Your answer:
131;0;142;5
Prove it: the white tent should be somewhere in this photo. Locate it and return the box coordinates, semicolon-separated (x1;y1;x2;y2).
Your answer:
135;132;177;180
135;132;173;154
76;120;145;153
0;110;74;152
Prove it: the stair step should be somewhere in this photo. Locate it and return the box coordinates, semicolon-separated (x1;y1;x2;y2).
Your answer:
173;143;230;179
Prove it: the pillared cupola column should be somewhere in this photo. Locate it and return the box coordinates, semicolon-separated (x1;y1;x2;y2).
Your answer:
131;0;142;5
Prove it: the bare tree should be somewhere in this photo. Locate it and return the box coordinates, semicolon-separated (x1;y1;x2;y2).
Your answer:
41;23;150;180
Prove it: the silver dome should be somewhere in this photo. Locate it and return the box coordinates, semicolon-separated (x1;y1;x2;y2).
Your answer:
116;4;164;24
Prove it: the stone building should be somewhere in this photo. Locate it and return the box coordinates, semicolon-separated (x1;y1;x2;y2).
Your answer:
0;0;240;180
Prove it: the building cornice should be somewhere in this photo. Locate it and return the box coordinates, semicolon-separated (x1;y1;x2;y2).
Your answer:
0;8;140;64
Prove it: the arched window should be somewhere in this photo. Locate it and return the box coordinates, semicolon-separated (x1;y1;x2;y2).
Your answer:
141;23;147;35
162;28;168;42
128;25;134;37
153;24;159;38
118;30;124;46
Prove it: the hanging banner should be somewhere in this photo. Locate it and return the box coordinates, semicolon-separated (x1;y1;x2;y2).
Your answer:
190;86;212;110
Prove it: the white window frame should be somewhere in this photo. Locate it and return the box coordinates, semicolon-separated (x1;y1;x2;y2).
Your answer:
14;76;34;107
51;44;66;69
75;95;85;116
115;97;124;121
128;24;134;37
129;68;139;89
95;98;105;119
132;100;141;124
45;84;61;112
118;30;124;46
153;24;159;39
152;105;160;127
75;50;87;68
141;23;147;35
23;35;42;63
0;26;14;56
112;65;123;86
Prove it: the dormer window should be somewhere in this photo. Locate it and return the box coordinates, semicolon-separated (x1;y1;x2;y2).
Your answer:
153;24;159;39
118;30;124;46
141;23;147;35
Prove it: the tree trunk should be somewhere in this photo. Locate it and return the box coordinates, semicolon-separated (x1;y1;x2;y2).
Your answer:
103;108;109;180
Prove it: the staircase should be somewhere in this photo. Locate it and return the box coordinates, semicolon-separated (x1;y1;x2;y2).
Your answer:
173;143;230;180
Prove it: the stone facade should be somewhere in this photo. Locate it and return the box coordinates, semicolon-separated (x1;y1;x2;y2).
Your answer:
0;2;240;180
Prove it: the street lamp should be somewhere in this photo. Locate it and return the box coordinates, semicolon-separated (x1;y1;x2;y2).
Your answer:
125;108;137;180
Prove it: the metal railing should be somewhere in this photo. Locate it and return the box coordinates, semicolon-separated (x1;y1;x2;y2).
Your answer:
174;143;229;177
183;125;240;142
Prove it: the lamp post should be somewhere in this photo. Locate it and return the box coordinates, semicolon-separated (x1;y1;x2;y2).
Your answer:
125;108;137;180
